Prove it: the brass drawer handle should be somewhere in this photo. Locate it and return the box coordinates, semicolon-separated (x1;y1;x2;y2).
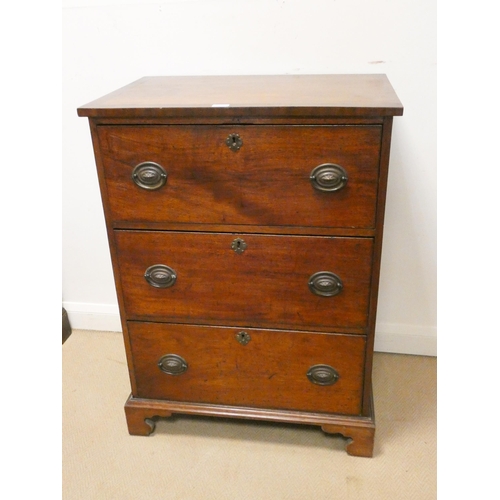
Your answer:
144;264;177;288
308;271;343;297
158;354;188;375
310;163;348;192
307;364;339;386
132;161;167;190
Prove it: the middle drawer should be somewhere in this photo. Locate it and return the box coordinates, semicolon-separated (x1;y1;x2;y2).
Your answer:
114;231;373;333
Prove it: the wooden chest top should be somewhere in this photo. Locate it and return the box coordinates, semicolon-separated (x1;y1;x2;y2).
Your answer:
77;74;403;119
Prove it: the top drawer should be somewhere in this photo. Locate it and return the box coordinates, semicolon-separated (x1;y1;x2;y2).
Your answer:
97;125;382;228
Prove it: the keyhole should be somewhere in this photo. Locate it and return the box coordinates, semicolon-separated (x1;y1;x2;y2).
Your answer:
231;238;247;254
236;331;251;345
226;133;242;151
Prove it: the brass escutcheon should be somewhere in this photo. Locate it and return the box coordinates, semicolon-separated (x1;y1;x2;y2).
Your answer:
226;133;243;152
235;331;251;345
231;238;247;254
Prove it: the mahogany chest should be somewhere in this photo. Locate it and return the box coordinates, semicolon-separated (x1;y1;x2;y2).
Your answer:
78;75;403;457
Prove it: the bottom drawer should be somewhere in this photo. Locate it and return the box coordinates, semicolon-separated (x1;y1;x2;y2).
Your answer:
128;322;366;415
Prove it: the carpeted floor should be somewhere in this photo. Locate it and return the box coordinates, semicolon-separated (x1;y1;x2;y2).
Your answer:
62;329;436;499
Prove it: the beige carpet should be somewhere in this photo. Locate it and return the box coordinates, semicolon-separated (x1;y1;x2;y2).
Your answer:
63;329;436;499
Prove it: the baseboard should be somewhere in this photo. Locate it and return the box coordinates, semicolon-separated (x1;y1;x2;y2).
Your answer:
63;302;122;332
62;302;436;356
374;322;437;356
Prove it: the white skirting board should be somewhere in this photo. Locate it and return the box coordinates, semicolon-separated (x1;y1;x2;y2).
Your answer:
373;323;436;357
63;302;437;357
63;302;122;333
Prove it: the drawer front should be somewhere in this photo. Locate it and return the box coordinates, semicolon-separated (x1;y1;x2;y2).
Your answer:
98;125;381;228
115;231;373;332
128;322;366;415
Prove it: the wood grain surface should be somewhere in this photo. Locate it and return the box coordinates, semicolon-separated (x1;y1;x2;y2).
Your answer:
127;322;366;415
77;74;403;118
114;231;373;332
98;124;382;228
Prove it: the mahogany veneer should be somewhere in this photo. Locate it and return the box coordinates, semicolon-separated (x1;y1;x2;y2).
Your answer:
78;74;403;457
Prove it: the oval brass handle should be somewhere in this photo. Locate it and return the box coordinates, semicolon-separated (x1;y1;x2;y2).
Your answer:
158;354;188;375
307;365;339;386
308;271;343;297
310;163;348;192
132;161;167;190
144;264;177;288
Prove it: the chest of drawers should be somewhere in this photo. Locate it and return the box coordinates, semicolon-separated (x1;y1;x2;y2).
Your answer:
78;75;403;457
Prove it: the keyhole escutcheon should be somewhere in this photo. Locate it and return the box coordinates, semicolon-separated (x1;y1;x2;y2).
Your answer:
225;133;243;152
231;238;247;254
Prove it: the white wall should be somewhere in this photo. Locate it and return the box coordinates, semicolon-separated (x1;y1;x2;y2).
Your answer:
62;0;436;355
